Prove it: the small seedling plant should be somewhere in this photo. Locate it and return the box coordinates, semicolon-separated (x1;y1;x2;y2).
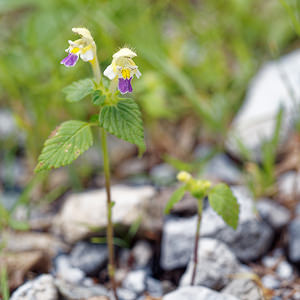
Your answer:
35;27;145;300
165;171;240;285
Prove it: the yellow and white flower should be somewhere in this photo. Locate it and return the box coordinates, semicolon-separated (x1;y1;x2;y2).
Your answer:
61;28;96;67
103;48;141;94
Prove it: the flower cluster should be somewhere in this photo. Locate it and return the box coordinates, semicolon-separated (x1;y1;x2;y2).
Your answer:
61;28;141;94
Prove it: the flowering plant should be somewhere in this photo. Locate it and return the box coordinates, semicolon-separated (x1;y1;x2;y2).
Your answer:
35;27;145;300
165;171;240;285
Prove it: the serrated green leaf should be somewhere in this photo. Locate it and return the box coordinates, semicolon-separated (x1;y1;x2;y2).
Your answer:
99;98;145;154
208;183;239;229
164;185;186;214
63;78;94;102
35;120;93;172
92;90;106;106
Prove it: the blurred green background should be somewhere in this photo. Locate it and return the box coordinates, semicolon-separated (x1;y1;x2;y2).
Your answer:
0;0;298;194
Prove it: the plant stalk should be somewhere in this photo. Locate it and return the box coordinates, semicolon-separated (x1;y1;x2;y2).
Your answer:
191;198;203;285
91;50;118;300
100;128;118;300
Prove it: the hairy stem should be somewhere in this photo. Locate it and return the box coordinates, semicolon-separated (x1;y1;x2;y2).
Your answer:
191;198;203;285
91;50;118;300
100;128;118;300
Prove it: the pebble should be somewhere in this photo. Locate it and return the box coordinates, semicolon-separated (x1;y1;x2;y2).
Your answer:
278;171;300;197
257;198;291;230
54;255;85;283
163;286;239;300
70;241;108;275
222;278;264;300
261;275;281;290
53;185;156;243
55;279;108;300
288;218;300;264
213;219;274;262
10;274;58;300
122;269;147;294
180;238;240;289
276;261;293;280
132;240;153;268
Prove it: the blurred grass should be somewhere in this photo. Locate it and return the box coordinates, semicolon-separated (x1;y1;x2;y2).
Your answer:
0;0;297;168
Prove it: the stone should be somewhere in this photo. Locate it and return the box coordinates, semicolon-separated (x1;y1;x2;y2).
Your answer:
262;256;279;269
276;261;293;280
261;275;281;290
70;241;108;275
278;171;300;197
201;154;242;183
226;50;300;160
55;279;108;300
163;286;239;300
1;230;68;258
180;239;240;289
150;163;176;186
122;269;147;294
146;277;163;297
160;215;197;270
115;288;137;300
212;220;274;262
257;199;291;230
54;255;85;283
132;240;153;268
288;218;300;264
222;278;264;300
1;250;47;289
53;185;156;243
10;274;58;300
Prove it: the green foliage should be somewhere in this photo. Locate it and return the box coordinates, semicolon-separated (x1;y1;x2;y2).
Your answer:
63;79;94;102
164;185;186;214
208;183;240;230
35;120;93;172
99;99;145;154
92;90;106;106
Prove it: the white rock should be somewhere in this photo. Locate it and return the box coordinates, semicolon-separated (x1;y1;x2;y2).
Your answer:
55;255;85;283
10;274;58;300
276;261;293;280
53;185;156;243
227;50;300;160
261;275;280;290
278;171;300;197
122;269;147;294
163;286;239;300
180;238;240;289
222;278;264;300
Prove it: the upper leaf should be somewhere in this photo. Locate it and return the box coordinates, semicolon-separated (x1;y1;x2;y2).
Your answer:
63;78;94;102
92;90;106;106
164;184;186;214
208;183;240;229
99;98;145;154
35;120;93;172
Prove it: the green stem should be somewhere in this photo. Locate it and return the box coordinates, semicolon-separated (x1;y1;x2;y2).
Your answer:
191;198;203;285
90;48;118;300
100;128;118;300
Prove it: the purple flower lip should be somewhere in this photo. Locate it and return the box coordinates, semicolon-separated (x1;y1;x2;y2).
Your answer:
118;77;133;94
61;53;79;67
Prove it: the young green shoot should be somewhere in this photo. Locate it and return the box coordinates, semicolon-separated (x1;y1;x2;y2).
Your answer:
165;171;240;285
